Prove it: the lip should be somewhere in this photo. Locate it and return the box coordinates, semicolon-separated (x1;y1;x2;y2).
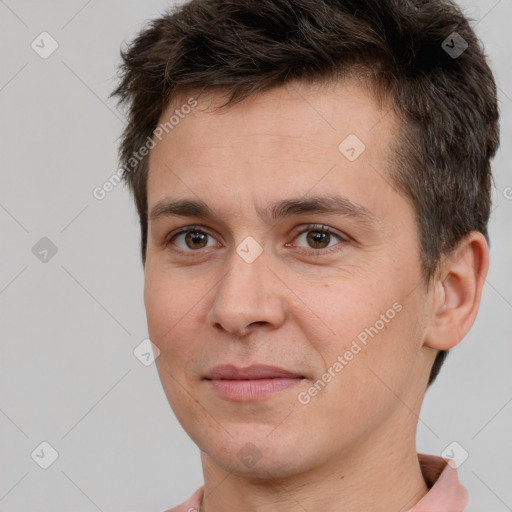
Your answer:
204;364;304;380
204;364;305;401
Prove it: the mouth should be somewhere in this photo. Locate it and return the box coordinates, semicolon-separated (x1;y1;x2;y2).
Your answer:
203;364;306;401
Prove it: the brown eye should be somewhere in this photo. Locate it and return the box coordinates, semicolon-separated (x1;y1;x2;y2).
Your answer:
168;227;219;251
290;224;346;253
184;231;208;249
306;230;331;249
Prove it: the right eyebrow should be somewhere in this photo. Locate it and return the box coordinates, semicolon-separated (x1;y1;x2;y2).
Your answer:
149;198;215;222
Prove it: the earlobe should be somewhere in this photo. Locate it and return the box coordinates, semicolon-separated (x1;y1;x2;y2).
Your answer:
424;232;489;350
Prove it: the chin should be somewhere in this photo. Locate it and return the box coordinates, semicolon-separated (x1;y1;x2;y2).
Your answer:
196;429;317;479
210;450;306;480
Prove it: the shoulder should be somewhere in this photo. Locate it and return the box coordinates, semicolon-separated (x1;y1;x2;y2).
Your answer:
162;486;204;512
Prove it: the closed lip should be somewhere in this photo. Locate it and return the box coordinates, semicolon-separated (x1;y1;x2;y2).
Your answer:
204;364;304;380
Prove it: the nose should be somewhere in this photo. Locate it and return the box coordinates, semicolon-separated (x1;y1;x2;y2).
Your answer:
206;245;287;337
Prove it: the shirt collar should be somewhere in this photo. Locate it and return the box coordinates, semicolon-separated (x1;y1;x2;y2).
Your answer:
406;452;469;511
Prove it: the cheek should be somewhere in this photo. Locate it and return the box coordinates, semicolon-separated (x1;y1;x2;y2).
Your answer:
145;264;191;325
144;270;197;358
298;305;419;438
298;278;415;387
296;279;392;350
144;276;173;342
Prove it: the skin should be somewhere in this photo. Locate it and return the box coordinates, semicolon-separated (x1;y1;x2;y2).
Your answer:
144;78;488;512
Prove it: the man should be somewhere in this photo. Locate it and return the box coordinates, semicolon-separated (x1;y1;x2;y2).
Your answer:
111;0;499;510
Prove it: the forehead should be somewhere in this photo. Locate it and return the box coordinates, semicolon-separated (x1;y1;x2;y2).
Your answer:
156;78;390;149
146;78;401;218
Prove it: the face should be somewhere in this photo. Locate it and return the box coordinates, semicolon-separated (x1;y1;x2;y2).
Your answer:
144;79;436;478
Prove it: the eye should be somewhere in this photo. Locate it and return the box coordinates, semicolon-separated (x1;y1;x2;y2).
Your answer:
165;226;220;251
288;224;346;252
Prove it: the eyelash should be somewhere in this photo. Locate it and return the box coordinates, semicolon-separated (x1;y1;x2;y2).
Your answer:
164;224;347;256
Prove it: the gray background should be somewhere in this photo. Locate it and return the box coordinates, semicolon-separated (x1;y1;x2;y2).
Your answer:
0;0;510;510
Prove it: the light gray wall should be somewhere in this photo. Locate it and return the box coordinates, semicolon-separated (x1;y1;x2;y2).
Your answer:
0;1;510;510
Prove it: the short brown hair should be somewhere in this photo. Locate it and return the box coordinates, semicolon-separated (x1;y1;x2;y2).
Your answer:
111;0;499;387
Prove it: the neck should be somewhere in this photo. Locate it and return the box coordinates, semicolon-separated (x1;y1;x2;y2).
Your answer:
199;414;429;512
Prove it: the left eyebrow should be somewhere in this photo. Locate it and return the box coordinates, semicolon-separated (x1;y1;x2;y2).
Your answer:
258;194;376;225
148;194;376;226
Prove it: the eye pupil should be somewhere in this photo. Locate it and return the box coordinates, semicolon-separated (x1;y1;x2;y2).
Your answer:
185;231;208;249
307;230;330;248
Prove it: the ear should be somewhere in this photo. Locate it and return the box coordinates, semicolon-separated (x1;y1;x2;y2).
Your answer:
424;232;489;350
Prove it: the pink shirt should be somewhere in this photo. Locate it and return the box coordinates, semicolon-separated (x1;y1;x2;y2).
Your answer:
165;453;468;512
